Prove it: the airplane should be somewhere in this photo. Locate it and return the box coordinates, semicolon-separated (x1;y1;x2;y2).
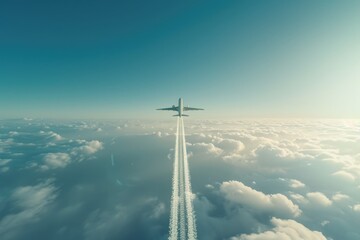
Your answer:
157;98;204;117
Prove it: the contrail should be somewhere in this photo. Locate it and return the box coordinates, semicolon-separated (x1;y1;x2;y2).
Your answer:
168;117;197;240
181;117;197;240
169;118;180;240
179;118;186;240
111;154;114;166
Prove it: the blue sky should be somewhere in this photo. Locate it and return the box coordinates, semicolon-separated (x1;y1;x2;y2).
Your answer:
1;0;359;118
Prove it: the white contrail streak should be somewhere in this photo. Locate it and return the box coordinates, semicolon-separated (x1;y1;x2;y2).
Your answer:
169;118;180;240
168;117;197;240
181;118;197;240
179;118;186;240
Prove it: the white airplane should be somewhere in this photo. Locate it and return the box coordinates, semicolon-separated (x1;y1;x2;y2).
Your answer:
157;98;204;117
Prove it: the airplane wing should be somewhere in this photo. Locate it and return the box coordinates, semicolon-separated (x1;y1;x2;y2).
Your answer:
183;107;204;111
157;106;178;111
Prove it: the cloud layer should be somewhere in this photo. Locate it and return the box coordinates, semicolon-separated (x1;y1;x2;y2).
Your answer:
0;118;359;240
220;181;301;218
230;217;326;240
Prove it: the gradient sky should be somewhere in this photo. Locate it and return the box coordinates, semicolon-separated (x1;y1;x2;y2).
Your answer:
1;0;359;119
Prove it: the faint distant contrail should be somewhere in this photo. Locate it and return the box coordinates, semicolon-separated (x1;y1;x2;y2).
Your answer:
168;117;197;240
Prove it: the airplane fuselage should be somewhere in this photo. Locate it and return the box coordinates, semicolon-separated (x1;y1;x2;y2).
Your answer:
157;98;203;117
178;98;183;116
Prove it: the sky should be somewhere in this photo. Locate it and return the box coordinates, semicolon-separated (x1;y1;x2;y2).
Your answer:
1;0;360;118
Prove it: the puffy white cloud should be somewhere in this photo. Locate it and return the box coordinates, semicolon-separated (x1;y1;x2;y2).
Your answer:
205;184;215;189
353;204;360;212
39;130;62;140
290;193;308;204
331;193;350;202
48;131;62;140
306;192;332;207
72;140;103;155
332;170;355;182
220;181;301;217
213;138;247;162
190;142;223;155
34;138;103;170
230;217;326;240
289;179;305;188
253;143;305;161
41;153;70;170
216;138;245;154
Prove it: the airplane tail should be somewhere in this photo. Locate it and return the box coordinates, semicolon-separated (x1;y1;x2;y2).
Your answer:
173;114;189;117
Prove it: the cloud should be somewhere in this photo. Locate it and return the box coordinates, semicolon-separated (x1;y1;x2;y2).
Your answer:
38;139;103;170
11;181;56;208
189;135;249;163
220;181;301;217
143;198;166;219
253;143;305;161
290;193;308;204
306;192;332;207
72;140;103;155
0;159;11;166
154;131;162;137
41;153;71;170
321;220;330;226
82;196;166;240
289;179;305;188
8;131;19;137
149;202;165;219
0;180;57;239
83;205;126;240
332;170;355;182
190;142;223;156
331;193;350;202
1;118;359;240
0;159;11;172
48;131;62;141
1;166;9;172
230;217;326;240
216;138;245;154
39;130;62;140
353;204;360;212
